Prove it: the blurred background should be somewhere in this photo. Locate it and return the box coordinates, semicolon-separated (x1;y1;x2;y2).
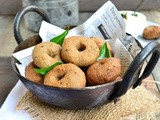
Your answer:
0;0;160;56
1;0;160;14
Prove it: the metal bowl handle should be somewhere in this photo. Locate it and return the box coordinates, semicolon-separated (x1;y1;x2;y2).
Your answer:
113;41;160;99
13;5;50;44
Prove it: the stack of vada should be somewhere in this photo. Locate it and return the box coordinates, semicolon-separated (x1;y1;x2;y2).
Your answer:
25;36;121;88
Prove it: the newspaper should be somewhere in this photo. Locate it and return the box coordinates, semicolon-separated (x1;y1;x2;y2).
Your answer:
12;1;141;77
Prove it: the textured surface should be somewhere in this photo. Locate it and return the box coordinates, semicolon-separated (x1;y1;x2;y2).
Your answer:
16;86;160;119
22;0;79;31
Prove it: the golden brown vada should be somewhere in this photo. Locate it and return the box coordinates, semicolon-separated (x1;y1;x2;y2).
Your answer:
143;25;160;39
61;36;99;67
44;63;86;88
25;61;44;83
32;42;62;68
90;36;112;56
86;58;121;85
90;36;111;50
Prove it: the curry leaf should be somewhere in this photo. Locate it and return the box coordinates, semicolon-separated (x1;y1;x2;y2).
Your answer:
50;30;69;45
34;61;63;75
97;42;110;60
121;13;127;20
131;13;138;17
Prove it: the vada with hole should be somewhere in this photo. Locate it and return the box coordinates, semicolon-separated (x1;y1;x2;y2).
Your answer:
32;42;62;68
44;63;86;88
61;36;99;67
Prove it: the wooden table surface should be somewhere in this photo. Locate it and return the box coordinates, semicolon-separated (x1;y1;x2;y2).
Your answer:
0;10;160;107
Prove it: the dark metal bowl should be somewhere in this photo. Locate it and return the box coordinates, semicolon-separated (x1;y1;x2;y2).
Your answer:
12;6;160;109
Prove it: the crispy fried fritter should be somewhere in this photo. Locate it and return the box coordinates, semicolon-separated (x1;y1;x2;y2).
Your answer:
61;36;99;67
44;63;86;88
86;58;121;85
90;37;112;56
143;25;160;39
90;37;111;50
25;61;44;83
32;42;62;68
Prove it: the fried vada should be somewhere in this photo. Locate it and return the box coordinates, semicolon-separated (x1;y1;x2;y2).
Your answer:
61;36;99;67
32;42;62;68
86;58;121;85
44;63;86;88
90;36;112;56
90;36;111;50
25;61;44;83
143;25;160;39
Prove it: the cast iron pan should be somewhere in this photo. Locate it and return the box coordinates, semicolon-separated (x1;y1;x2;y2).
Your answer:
12;6;160;109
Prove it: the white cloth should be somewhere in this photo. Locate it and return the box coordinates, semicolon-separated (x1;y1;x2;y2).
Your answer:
0;80;32;120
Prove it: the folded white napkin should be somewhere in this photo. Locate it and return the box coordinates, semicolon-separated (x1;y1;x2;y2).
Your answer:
0;80;32;120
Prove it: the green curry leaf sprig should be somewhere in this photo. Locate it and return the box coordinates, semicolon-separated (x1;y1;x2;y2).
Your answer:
50;30;69;45
97;42;110;60
34;61;63;75
121;13;127;20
